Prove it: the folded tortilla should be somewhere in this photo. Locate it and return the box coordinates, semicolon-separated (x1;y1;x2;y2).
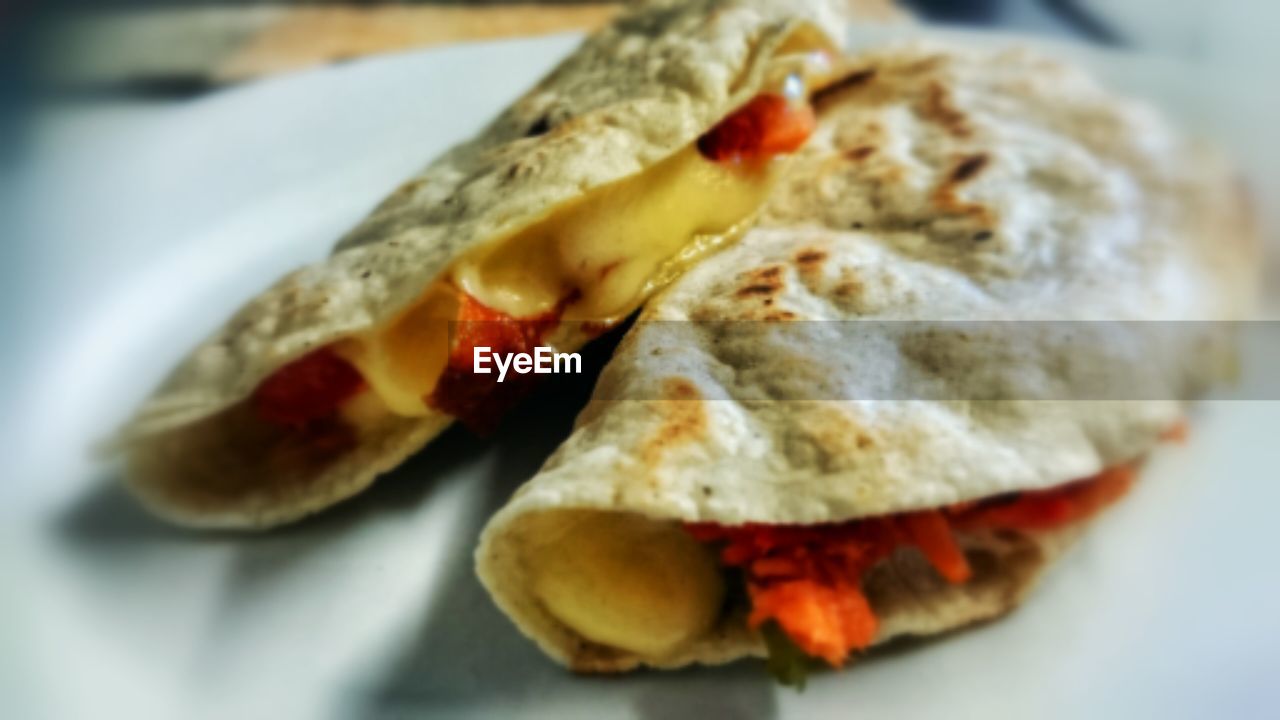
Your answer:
476;43;1258;673
114;0;848;529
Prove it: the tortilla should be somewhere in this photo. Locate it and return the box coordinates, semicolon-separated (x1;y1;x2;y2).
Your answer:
115;0;847;529
476;42;1257;672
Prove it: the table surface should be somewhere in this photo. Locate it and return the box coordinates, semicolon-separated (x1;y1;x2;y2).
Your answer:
39;1;910;88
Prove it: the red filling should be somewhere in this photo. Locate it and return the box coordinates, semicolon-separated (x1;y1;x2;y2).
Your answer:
686;464;1138;667
697;93;817;163
426;291;574;434
251;346;365;427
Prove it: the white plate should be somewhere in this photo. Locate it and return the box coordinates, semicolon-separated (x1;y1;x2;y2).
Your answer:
7;27;1280;720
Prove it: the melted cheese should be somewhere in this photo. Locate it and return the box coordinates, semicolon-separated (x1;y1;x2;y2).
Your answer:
337;47;834;419
339;147;778;417
527;511;725;659
456;146;776;321
335;285;457;416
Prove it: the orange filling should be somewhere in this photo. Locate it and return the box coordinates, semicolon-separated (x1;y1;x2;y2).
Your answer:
686;464;1138;667
426;291;573;433
697;93;817;163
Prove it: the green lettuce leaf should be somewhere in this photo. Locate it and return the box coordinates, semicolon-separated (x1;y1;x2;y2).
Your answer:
761;621;815;690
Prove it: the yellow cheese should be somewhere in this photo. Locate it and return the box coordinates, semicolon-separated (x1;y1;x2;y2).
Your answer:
334;285;457;417
456;146;776;321
339;148;777;418
527;511;725;659
337;46;834;419
337;384;396;428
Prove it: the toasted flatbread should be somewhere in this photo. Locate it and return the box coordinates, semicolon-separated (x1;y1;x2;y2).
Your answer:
117;0;846;528
476;42;1257;672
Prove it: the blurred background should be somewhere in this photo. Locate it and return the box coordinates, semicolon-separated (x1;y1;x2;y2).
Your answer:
8;0;1278;90
3;2;1279;718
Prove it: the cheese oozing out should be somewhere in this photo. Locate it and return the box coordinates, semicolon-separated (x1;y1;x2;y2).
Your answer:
334;45;832;420
525;511;725;659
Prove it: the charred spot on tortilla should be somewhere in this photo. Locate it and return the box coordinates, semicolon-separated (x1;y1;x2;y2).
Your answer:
504;162;528;182
949;153;990;184
663;377;701;402
639;378;707;466
845;145;875;162
794;248;828;266
812;67;877;110
525;114;553;138
737;282;781;297
739;265;786;293
922;80;972;138
932;157;996;223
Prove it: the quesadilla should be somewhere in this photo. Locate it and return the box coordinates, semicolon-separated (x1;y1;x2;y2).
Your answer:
476;43;1257;676
114;0;848;529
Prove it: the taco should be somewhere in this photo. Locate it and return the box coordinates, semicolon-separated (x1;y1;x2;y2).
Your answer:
475;42;1257;676
115;0;847;528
